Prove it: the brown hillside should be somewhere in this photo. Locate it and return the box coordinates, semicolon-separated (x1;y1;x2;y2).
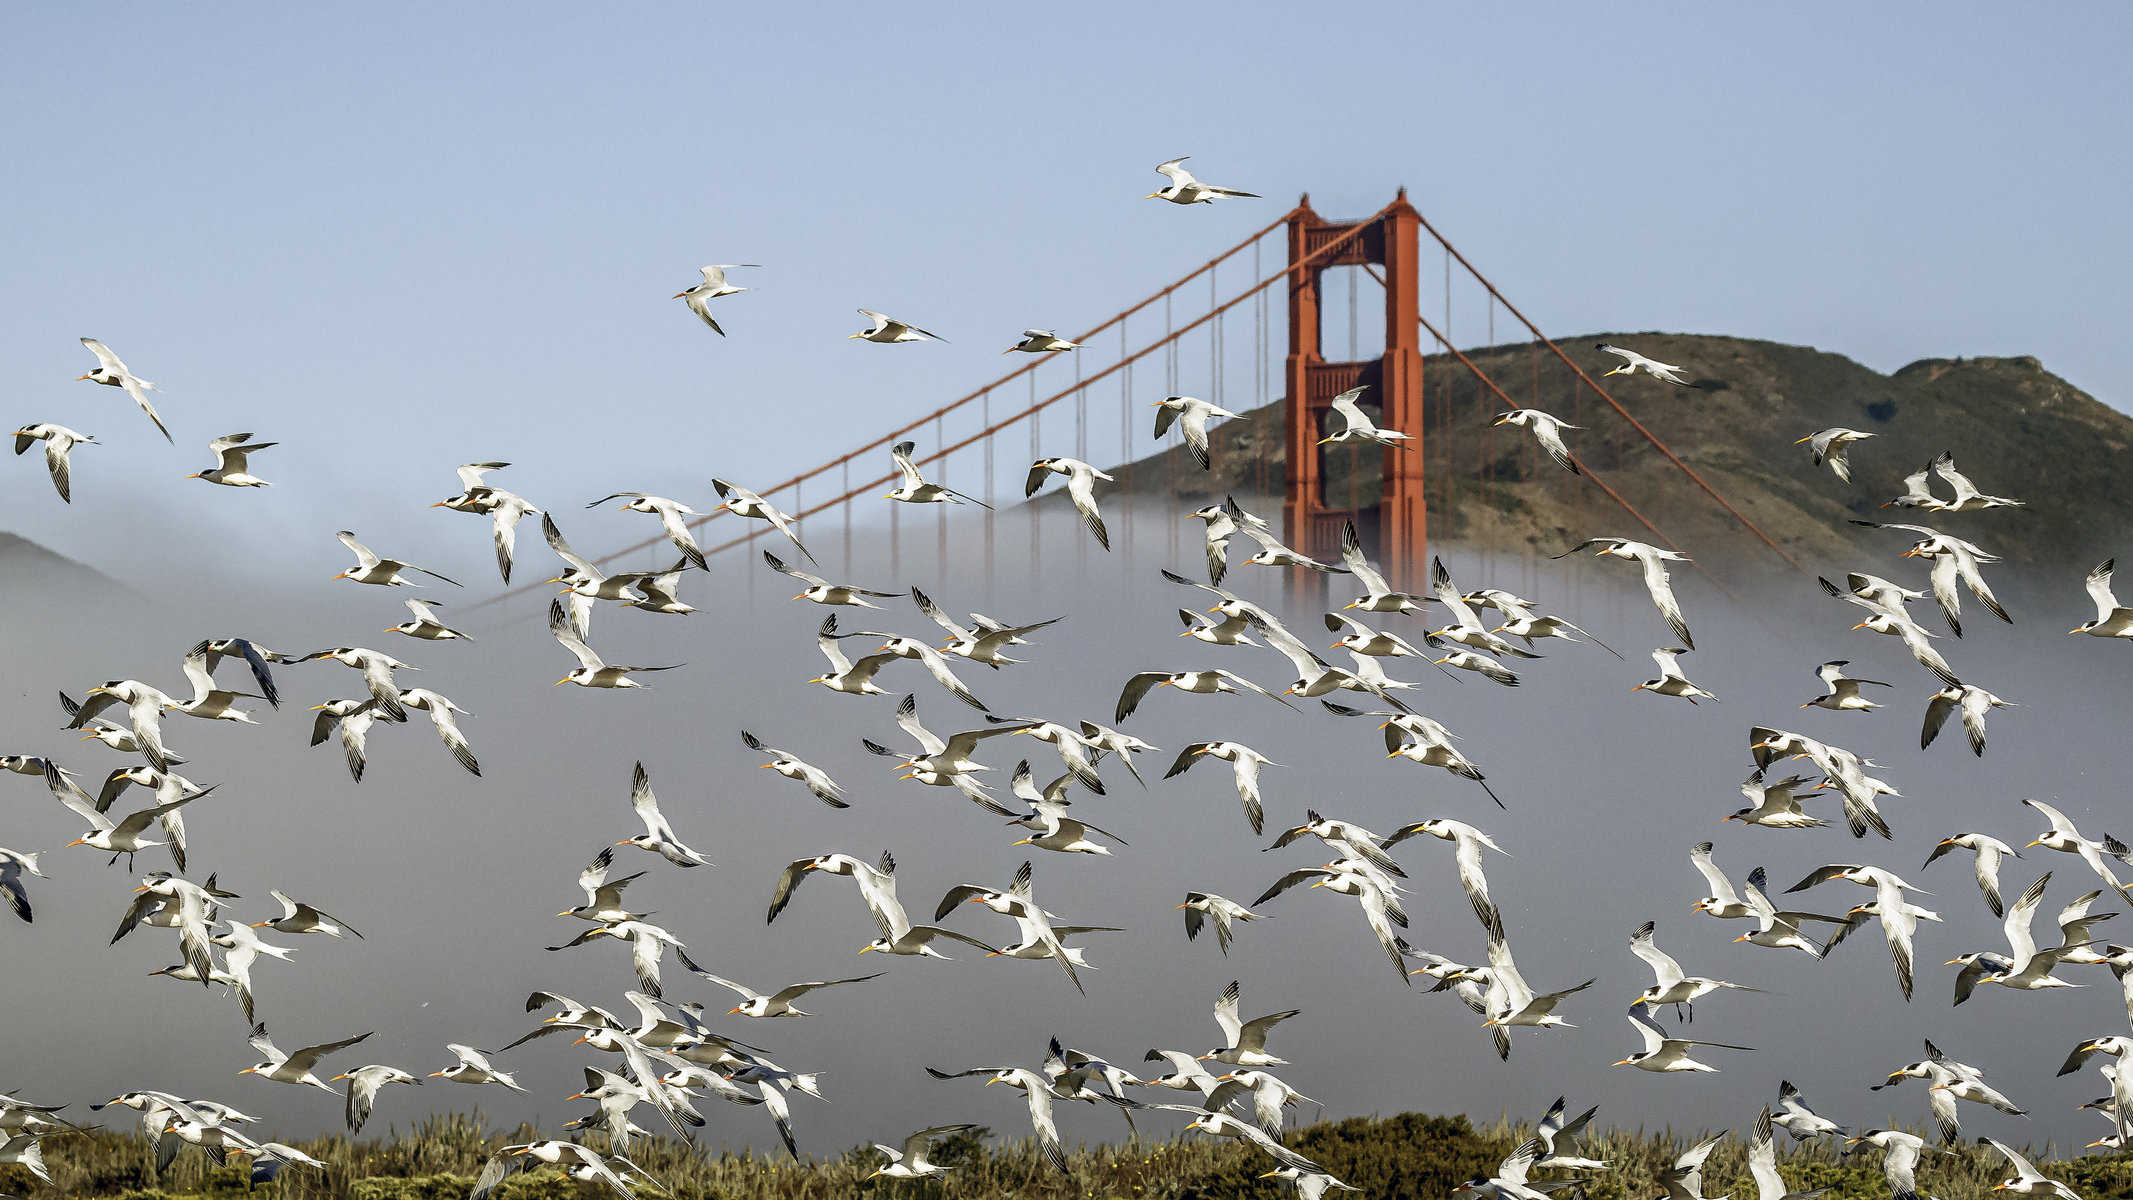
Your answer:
1095;334;2127;574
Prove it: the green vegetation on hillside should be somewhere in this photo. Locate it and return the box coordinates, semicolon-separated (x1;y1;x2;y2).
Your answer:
7;1110;2128;1200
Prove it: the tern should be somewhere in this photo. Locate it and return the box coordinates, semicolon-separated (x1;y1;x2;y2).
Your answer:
1726;771;1829;830
1633;647;1717;703
396;688;480;775
1790;863;1936;998
557;847;649;924
1164;741;1277;835
426;1045;526;1092
2072;558;2133;638
924;1066;1075;1172
1733;867;1846;957
583;493;710;571
1797;428;1874;483
673;264;757;334
1556;537;1695;647
66;681;179;771
1026;456;1114;549
1493;409;1582;473
1949;872;2109;1000
711;477;813;561
1931;451;2024;511
1528;1096;1609;1173
741;730;848;807
547;919;696;996
292;645;415;720
1116;669;1289;724
1346;704;1505;807
1851;520;2011;636
1980;1137;2082;1200
11;424;95;502
1253;858;1409;984
307;698;393;782
886;440;989;506
867;1125;979;1179
257;889;363;939
1689;842;1752;919
240;1023;372;1091
1189;497;1272;586
850;309;944;343
332;531;462;589
1453;930;1593;1032
1379;818;1506;932
550;598;682;688
1316;385;1411;449
1152;395;1244;471
935;860;1085;990
1267;812;1405;878
1921;682;2012;756
210;919;298;1022
912;587;1061;669
1924;832;2021;918
687;968;882;1018
1848;610;1962;687
1146;157;1259;204
1178;892;1265;955
1803;661;1889;711
2021;798;2133;899
1879;1042;2023;1147
1613;1002;1753;1072
1005;329;1078;354
614;761;709;867
386;598;472;642
1005;761;1125;854
0;848;44;923
76;337;171;440
766;850;900;926
1627;919;1764;1018
1427;557;1540;661
1331;519;1430;612
1595;343;1691;386
1772;1081;1847;1141
1843;1129;1937;1200
1235;507;1348;572
764;551;894;608
1325;610;1426;659
806;614;896;697
1449;1136;1558;1200
186;432;275;487
1199;980;1300;1066
429;462;540;583
1745;1109;1824;1200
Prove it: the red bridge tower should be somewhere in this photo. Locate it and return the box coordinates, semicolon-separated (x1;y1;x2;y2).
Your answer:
1283;191;1427;598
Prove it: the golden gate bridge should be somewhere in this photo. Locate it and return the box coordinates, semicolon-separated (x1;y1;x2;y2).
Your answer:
496;191;1793;610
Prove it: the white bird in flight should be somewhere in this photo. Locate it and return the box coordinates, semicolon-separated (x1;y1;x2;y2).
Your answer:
187;433;276;487
13;423;96;502
673;264;758;335
1595;343;1692;386
850;309;944;344
76;337;171;440
1796;428;1874;483
1005;329;1078;354
1145;158;1259;205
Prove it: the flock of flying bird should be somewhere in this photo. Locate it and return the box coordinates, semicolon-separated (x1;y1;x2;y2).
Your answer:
7;157;2133;1200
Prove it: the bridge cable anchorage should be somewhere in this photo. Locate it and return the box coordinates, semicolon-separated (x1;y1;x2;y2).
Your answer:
1410;209;1799;571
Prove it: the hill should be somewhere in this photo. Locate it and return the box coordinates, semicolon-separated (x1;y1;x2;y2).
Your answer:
1093;334;2128;573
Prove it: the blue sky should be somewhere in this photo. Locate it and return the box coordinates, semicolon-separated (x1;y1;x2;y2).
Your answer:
3;3;2127;570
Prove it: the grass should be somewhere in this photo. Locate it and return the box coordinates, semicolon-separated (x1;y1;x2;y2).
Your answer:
5;1109;2129;1200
